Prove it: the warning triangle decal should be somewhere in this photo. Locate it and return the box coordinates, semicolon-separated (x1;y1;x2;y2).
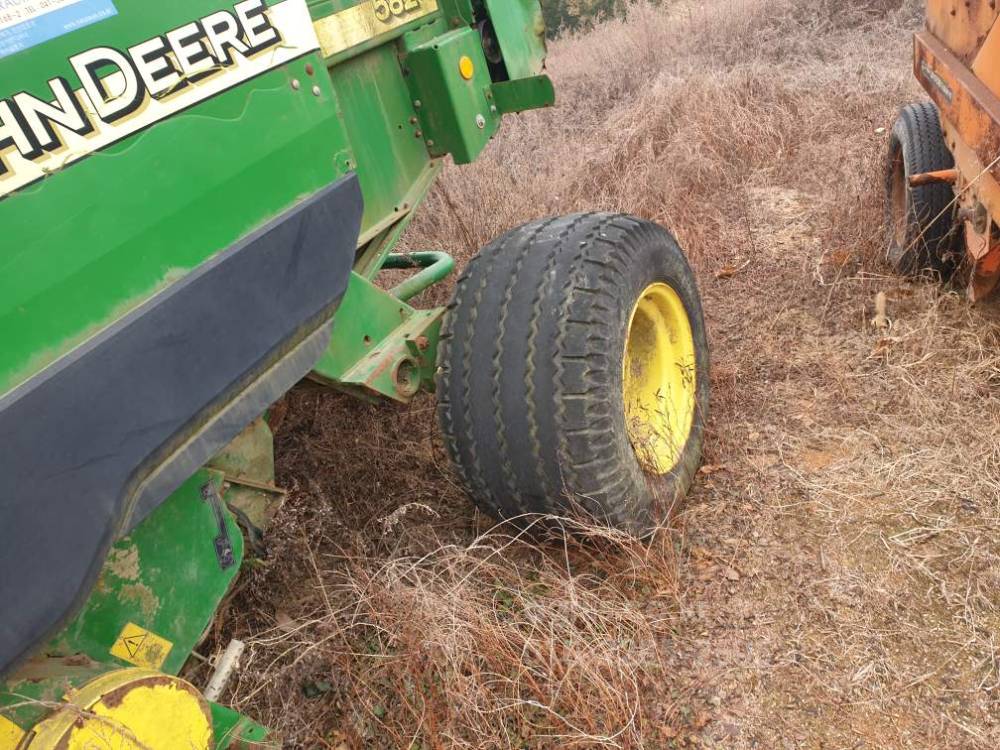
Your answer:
121;632;147;658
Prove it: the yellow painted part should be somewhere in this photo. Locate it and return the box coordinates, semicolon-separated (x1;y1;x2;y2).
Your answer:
0;716;25;749
925;0;999;64
622;282;696;475
972;16;1000;99
28;669;211;750
314;0;439;58
109;622;173;670
458;55;475;80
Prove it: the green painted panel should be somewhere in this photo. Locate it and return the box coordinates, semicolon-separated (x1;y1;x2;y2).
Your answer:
49;471;244;676
211;702;274;748
483;0;547;80
403;27;498;164
492;74;555;114
328;42;433;237
0;0;352;395
309;0;360;15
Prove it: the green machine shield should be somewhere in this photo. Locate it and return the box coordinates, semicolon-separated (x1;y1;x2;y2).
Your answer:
0;0;353;395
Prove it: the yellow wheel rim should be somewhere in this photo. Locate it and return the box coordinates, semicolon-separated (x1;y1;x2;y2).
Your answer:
27;669;212;750
623;282;697;475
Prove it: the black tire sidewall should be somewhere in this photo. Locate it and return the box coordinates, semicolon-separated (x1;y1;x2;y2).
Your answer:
603;224;710;531
885;131;912;272
885;102;959;276
437;213;710;537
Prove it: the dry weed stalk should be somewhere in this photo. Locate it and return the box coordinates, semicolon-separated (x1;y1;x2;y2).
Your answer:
231;519;679;748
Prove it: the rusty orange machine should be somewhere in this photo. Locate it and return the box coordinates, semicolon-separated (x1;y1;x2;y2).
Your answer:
885;0;1000;300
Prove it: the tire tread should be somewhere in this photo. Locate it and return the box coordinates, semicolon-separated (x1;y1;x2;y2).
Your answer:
886;101;960;275
438;212;709;535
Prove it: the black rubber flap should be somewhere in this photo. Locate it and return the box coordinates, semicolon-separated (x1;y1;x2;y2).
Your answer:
0;175;363;676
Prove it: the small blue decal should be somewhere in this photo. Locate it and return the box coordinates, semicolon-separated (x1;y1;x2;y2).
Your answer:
0;0;118;60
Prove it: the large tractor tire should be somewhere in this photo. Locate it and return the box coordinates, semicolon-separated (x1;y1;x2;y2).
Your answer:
885;101;961;277
437;213;709;537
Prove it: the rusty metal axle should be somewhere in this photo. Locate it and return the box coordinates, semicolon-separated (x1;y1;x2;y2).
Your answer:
908;168;959;187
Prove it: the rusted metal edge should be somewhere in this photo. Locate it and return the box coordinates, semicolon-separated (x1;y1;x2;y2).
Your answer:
908;168;959;186
915;31;1000;187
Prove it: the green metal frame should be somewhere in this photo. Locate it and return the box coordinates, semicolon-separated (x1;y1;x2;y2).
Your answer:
312;270;445;401
384;251;456;302
311;0;552;403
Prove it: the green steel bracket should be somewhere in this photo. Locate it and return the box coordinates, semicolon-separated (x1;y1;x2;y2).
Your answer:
492;75;556;114
338;307;444;400
483;0;548;80
403;27;500;164
437;0;476;28
383;251;456;301
211;701;277;749
312;271;449;402
208;418;287;541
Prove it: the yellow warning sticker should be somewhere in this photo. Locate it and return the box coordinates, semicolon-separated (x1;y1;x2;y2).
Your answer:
110;622;173;670
0;716;25;749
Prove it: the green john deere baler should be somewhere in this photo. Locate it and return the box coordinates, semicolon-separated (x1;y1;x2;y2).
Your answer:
0;1;710;746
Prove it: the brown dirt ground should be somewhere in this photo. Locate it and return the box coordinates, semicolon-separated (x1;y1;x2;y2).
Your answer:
211;2;1000;747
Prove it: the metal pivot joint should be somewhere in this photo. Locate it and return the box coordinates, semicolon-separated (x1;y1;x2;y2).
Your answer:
201;482;236;571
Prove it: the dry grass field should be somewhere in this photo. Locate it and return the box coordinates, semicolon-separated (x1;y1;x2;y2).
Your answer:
217;1;1000;746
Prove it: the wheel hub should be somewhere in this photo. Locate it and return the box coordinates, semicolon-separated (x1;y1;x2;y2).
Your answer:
27;669;212;750
623;282;697;475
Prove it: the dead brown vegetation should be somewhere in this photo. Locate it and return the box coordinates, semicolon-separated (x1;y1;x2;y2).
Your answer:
219;1;1000;747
